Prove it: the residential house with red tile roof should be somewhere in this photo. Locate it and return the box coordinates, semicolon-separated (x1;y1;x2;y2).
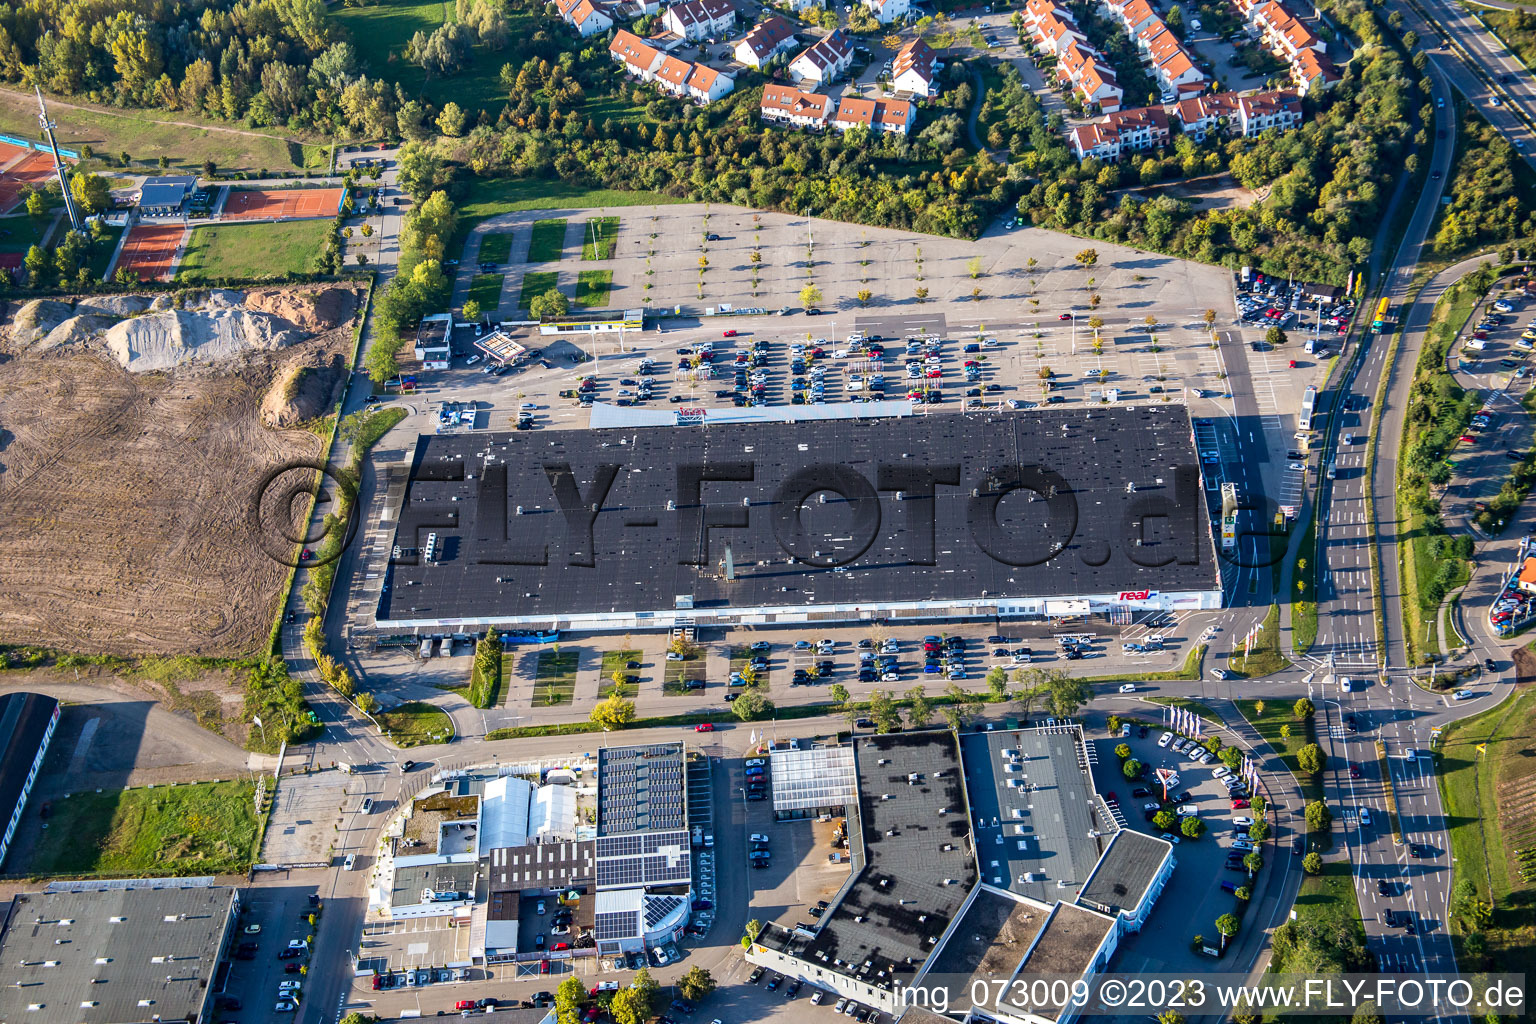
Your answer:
1237;89;1302;135
759;85;836;127
831;96;916;134
1173;91;1240;140
1068;105;1170;160
559;0;615;37
610;30;665;79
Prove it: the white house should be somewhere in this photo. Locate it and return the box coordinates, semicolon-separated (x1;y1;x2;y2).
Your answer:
863;0;910;25
685;62;735;103
789;28;854;87
558;0;614;37
1068;105;1170;161
661;0;737;40
890;37;939;96
1173;91;1239;140
1236;89;1303;135
777;0;824;10
734;15;798;68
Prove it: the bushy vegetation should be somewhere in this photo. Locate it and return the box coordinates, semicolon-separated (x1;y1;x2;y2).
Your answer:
364;183;454;382
467;630;503;708
242;658;320;751
1432;116;1536;259
1016;0;1420;282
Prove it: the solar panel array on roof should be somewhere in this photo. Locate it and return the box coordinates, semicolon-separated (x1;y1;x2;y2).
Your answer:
597;744;687;836
593;909;639;942
377;408;1219;630
643;895;687;929
594;829;691;888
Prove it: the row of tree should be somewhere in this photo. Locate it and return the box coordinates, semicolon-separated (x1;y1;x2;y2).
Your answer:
363;190;457;382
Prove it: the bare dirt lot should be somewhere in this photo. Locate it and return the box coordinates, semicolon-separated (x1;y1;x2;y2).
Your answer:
0;282;365;656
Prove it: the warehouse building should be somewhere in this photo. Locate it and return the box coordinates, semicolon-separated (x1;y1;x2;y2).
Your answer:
0;879;238;1024
374;407;1221;635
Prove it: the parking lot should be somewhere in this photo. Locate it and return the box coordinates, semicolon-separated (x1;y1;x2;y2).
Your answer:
1086;714;1293;974
218;883;325;1021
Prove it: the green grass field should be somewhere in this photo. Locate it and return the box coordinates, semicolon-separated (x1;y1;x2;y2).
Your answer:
1235;697;1324;806
378;701;455;747
575;269;612;308
479;232;514;263
533;651;578;706
1436;691;1535;974
330;0;532;118
518;270;558;309
0;213;56;254
448;177;684;264
0;88;325;173
178;219;329;281
581;217;619;260
26;780;260;876
467;273;504;312
84;225;125;280
663;654;705;695
527;218;568;263
1229;604;1288;678
599;650;642;699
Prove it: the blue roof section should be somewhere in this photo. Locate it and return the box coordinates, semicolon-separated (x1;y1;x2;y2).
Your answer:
138;175;196;208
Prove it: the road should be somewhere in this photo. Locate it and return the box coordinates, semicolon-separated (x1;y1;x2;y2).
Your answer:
1409;0;1536;167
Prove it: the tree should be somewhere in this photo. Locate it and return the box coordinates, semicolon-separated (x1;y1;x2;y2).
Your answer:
1122;758;1144;780
1302;851;1323;875
849;5;879;32
1043;669;1089;719
1114;743;1131;760
799;284;822;309
356;252;369;267
1167;3;1184;32
1158;1013;1186;1024
1279;723;1291;741
361;223;374;237
1304;800;1332;833
1248;820;1270;842
397;141;451;201
69;172;110;214
1293;697;1315;720
942;682;982;732
830;683;851;707
436;101;468;137
1251;794;1266;818
967;255;984;278
1181;815;1205;839
1265;326;1289;348
1215;912;1240;950
1153;808;1175;830
1076;248;1098;267
1297;742;1325;774
24;191;46;218
589;695;636;730
1351;1001;1383;1024
743;919;762;944
985;666;1009;701
679;966;716;1003
867;689;901;733
609;989;646;1024
856;288;872;306
1203;308;1217;327
733;690;773;721
905;685;933;727
1244;851;1263;877
629;969;657;1012
915;286;929;302
462;298;482;323
555;977;586;1024
530;288;569;319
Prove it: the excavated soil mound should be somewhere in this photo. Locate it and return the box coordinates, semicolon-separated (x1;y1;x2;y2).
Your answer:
261;360;341;427
245;285;360;332
102;308;302;373
10;300;73;347
74;294;153;318
30;314;120;354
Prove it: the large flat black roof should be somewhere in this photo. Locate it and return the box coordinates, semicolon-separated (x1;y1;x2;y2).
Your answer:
784;731;976;993
378;408;1217;627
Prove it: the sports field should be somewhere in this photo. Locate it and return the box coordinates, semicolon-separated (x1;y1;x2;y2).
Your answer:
116;224;186;281
222;187;343;221
178;219;329;281
0;144;58;215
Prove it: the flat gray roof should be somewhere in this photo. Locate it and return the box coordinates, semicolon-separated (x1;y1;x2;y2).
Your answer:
921;886;1051;1015
0;884;236;1024
1017;902;1116;1018
392;862;479;908
1076;829;1172;918
487;840;595;892
378;407;1218;627
961;728;1110;901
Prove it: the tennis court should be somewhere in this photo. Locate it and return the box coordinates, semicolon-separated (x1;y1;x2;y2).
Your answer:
221;187;344;221
0;146;60;215
116;224;187;281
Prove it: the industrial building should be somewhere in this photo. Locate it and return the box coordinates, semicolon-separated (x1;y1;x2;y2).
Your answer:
0;878;238;1024
0;690;59;868
745;726;1174;1020
375;407;1222;636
